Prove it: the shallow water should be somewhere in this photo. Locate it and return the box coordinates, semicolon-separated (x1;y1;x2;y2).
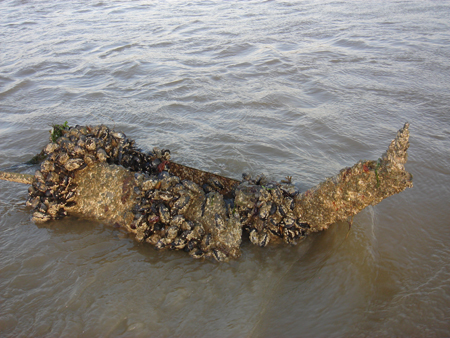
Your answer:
1;0;450;336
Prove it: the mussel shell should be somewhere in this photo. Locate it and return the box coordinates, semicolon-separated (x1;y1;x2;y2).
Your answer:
64;158;85;171
170;215;185;227
158;204;171;224
278;204;288;217
44;143;60;154
73;146;85;157
40;160;55;173
85;138;97;151
173;194;190;212
96;148;108;162
181;220;194;231
283;217;295;228
190;248;204;259
26;196;40;209
34;170;45;183
212;249;227;262
182;180;203;195
269;202;277;215
207;177;224;191
271;188;283;204
171;237;187;250
258;201;271;220
166;226;179;240
32;211;51;223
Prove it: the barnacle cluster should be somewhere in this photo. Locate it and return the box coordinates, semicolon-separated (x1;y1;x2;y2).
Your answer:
111;170;312;261
235;175;310;246
128;173;242;261
26;124;170;223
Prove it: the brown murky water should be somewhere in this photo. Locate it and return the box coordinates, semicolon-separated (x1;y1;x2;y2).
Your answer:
1;1;450;336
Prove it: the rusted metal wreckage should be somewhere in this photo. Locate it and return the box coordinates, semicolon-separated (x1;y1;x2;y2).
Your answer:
0;123;412;261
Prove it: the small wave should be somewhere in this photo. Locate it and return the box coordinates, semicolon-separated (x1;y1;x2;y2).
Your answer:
333;38;374;50
99;43;140;59
0;79;33;98
213;42;257;59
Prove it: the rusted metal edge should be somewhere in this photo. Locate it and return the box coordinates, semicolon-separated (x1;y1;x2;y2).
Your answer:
167;162;239;198
0;161;240;193
0;171;34;184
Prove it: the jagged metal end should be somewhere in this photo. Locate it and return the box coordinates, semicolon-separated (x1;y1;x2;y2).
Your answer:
293;122;413;232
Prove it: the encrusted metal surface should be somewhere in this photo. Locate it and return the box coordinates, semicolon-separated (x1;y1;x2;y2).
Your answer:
66;163;138;227
1;123;413;261
293;122;413;232
0;171;34;184
167;162;239;198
